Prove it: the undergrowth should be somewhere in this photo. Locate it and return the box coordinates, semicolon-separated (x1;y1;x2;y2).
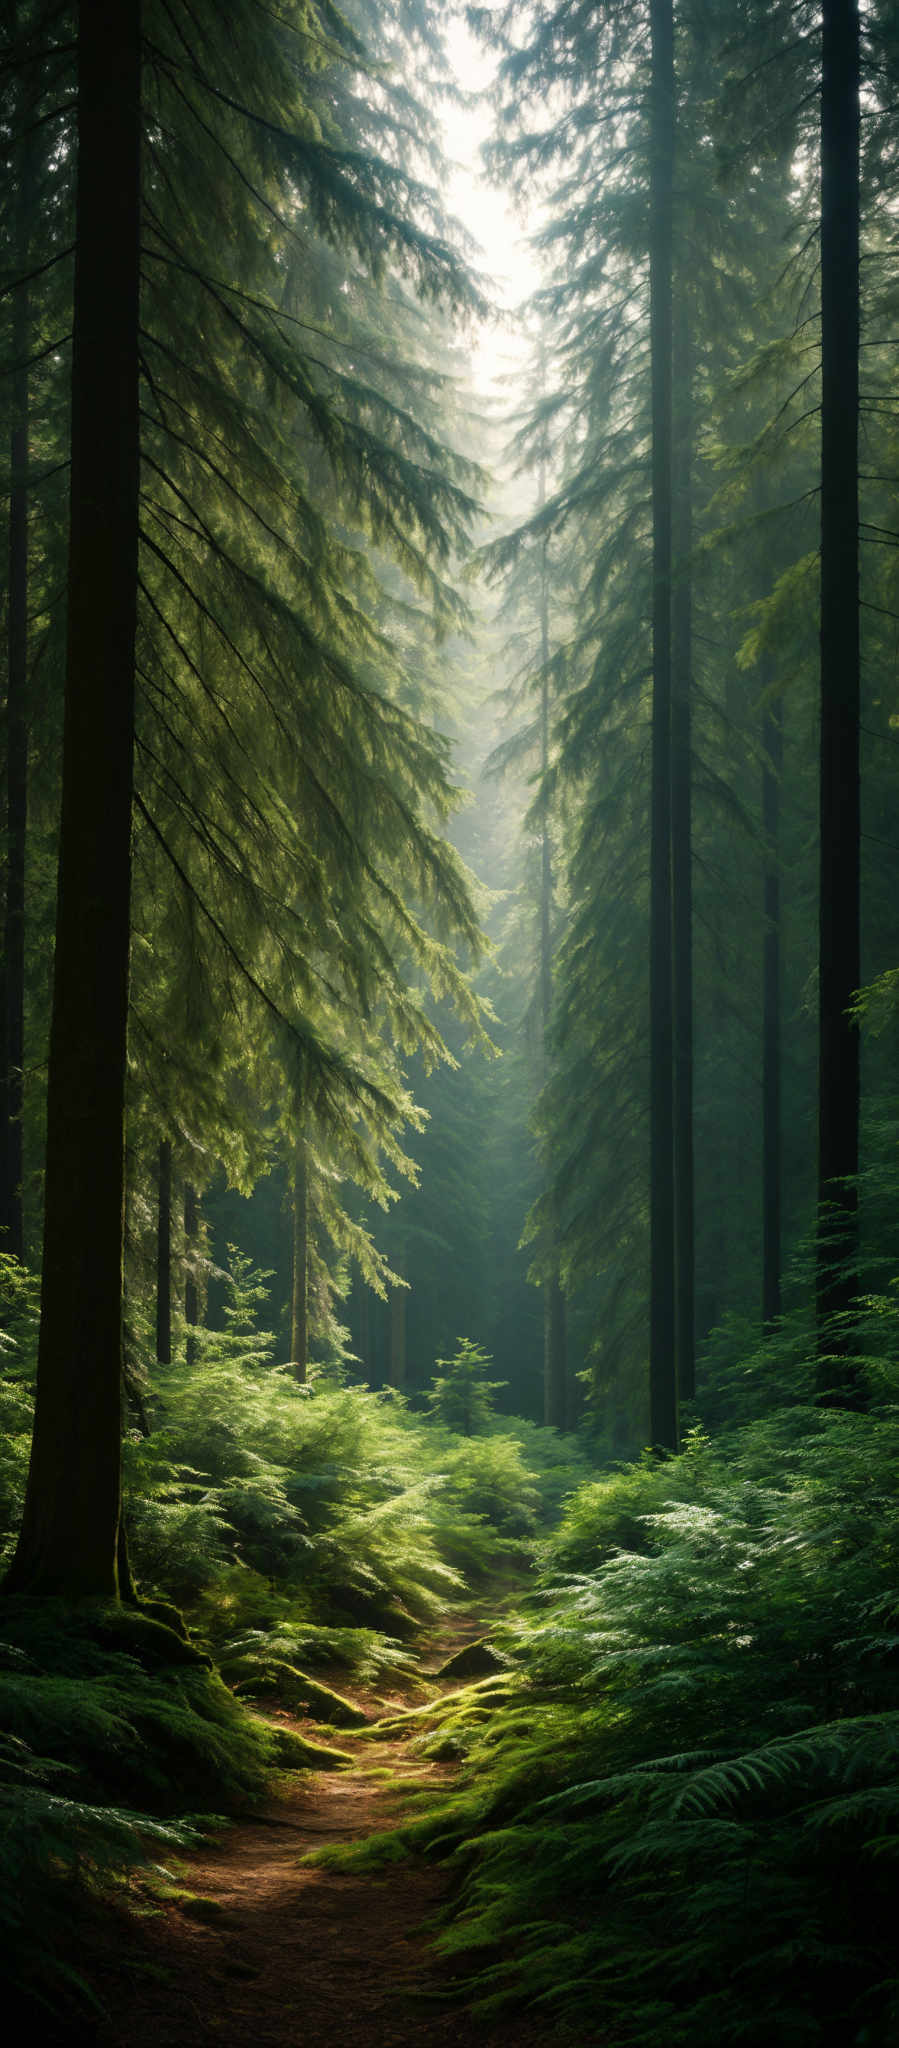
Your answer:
315;1404;899;2046
0;1254;585;2021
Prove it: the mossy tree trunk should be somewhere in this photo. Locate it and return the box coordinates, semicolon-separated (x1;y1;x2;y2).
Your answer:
5;0;142;1596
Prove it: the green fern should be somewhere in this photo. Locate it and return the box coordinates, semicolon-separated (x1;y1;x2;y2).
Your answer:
341;1401;899;2044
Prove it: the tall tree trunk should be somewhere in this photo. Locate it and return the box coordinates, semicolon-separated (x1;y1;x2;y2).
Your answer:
671;295;694;1407
1;104;35;1264
648;0;678;1451
155;1139;172;1366
388;1255;406;1390
184;1182;200;1365
543;1281;568;1430
290;1135;308;1382
537;450;568;1432
357;1279;370;1379
762;693;783;1329
5;0;142;1596
817;0;861;1392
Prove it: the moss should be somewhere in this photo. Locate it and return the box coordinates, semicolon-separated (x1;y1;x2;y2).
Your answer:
0;1599;270;1812
0;1597;211;1676
432;1639;507;1681
223;1654;369;1726
157;1886;230;1923
260;1721;353;1770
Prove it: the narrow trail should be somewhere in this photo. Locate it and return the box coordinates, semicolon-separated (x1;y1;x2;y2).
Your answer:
89;1592;555;2048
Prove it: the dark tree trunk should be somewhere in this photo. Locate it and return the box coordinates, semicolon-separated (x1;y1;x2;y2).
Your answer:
184;1182;200;1365
671;297;694;1407
543;1283;568;1429
1;107;35;1264
155;1139;172;1366
290;1135;308;1382
817;0;861;1392
5;0;142;1596
357;1280;370;1379
388;1255;406;1390
537;475;568;1432
762;695;783;1329
648;0;678;1451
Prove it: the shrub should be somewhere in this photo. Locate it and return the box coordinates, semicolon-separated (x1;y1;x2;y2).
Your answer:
332;1405;899;2045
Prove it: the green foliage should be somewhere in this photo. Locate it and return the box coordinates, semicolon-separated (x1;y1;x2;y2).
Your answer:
123;1260;583;1638
424;1337;507;1436
0;1601;274;1810
432;1432;541;1540
420;1414;590;1574
0;1732;195;2021
0;1597;270;2022
484;1410;593;1524
123;0;493;1277
0;1253;584;1636
0;1259;39;1553
0;1246;580;2021
0;1254;40;1370
346;1394;899;2044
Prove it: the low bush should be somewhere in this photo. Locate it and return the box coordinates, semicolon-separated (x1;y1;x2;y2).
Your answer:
320;1404;899;2046
0;1252;590;2027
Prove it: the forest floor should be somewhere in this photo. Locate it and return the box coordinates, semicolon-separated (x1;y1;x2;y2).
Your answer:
61;1583;579;2048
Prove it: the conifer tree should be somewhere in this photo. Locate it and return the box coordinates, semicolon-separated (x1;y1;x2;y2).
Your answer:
672;296;695;1400
155;1138;172;1367
647;0;678;1450
482;335;570;1428
184;1181;201;1363
475;0;833;1445
6;0;142;1595
817;0;861;1384
1;0;71;1264
537;524;569;1430
290;1132;308;1381
6;0;489;1594
2;99;33;1267
477;0;701;1445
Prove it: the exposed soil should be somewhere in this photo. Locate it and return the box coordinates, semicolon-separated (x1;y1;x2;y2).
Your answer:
64;1593;578;2048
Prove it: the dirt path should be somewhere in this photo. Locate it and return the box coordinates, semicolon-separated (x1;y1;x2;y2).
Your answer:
85;1595;562;2048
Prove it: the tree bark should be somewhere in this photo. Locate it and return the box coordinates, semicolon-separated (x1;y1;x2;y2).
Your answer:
290;1135;308;1382
762;694;783;1329
156;1139;172;1366
1;99;35;1264
537;441;568;1433
5;0;142;1595
817;0;861;1392
672;294;694;1407
357;1279;370;1379
388;1256;406;1390
184;1182;200;1365
648;0;678;1451
543;1281;568;1429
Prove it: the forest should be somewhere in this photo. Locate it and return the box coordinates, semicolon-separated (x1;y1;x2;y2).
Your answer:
2;0;899;2042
